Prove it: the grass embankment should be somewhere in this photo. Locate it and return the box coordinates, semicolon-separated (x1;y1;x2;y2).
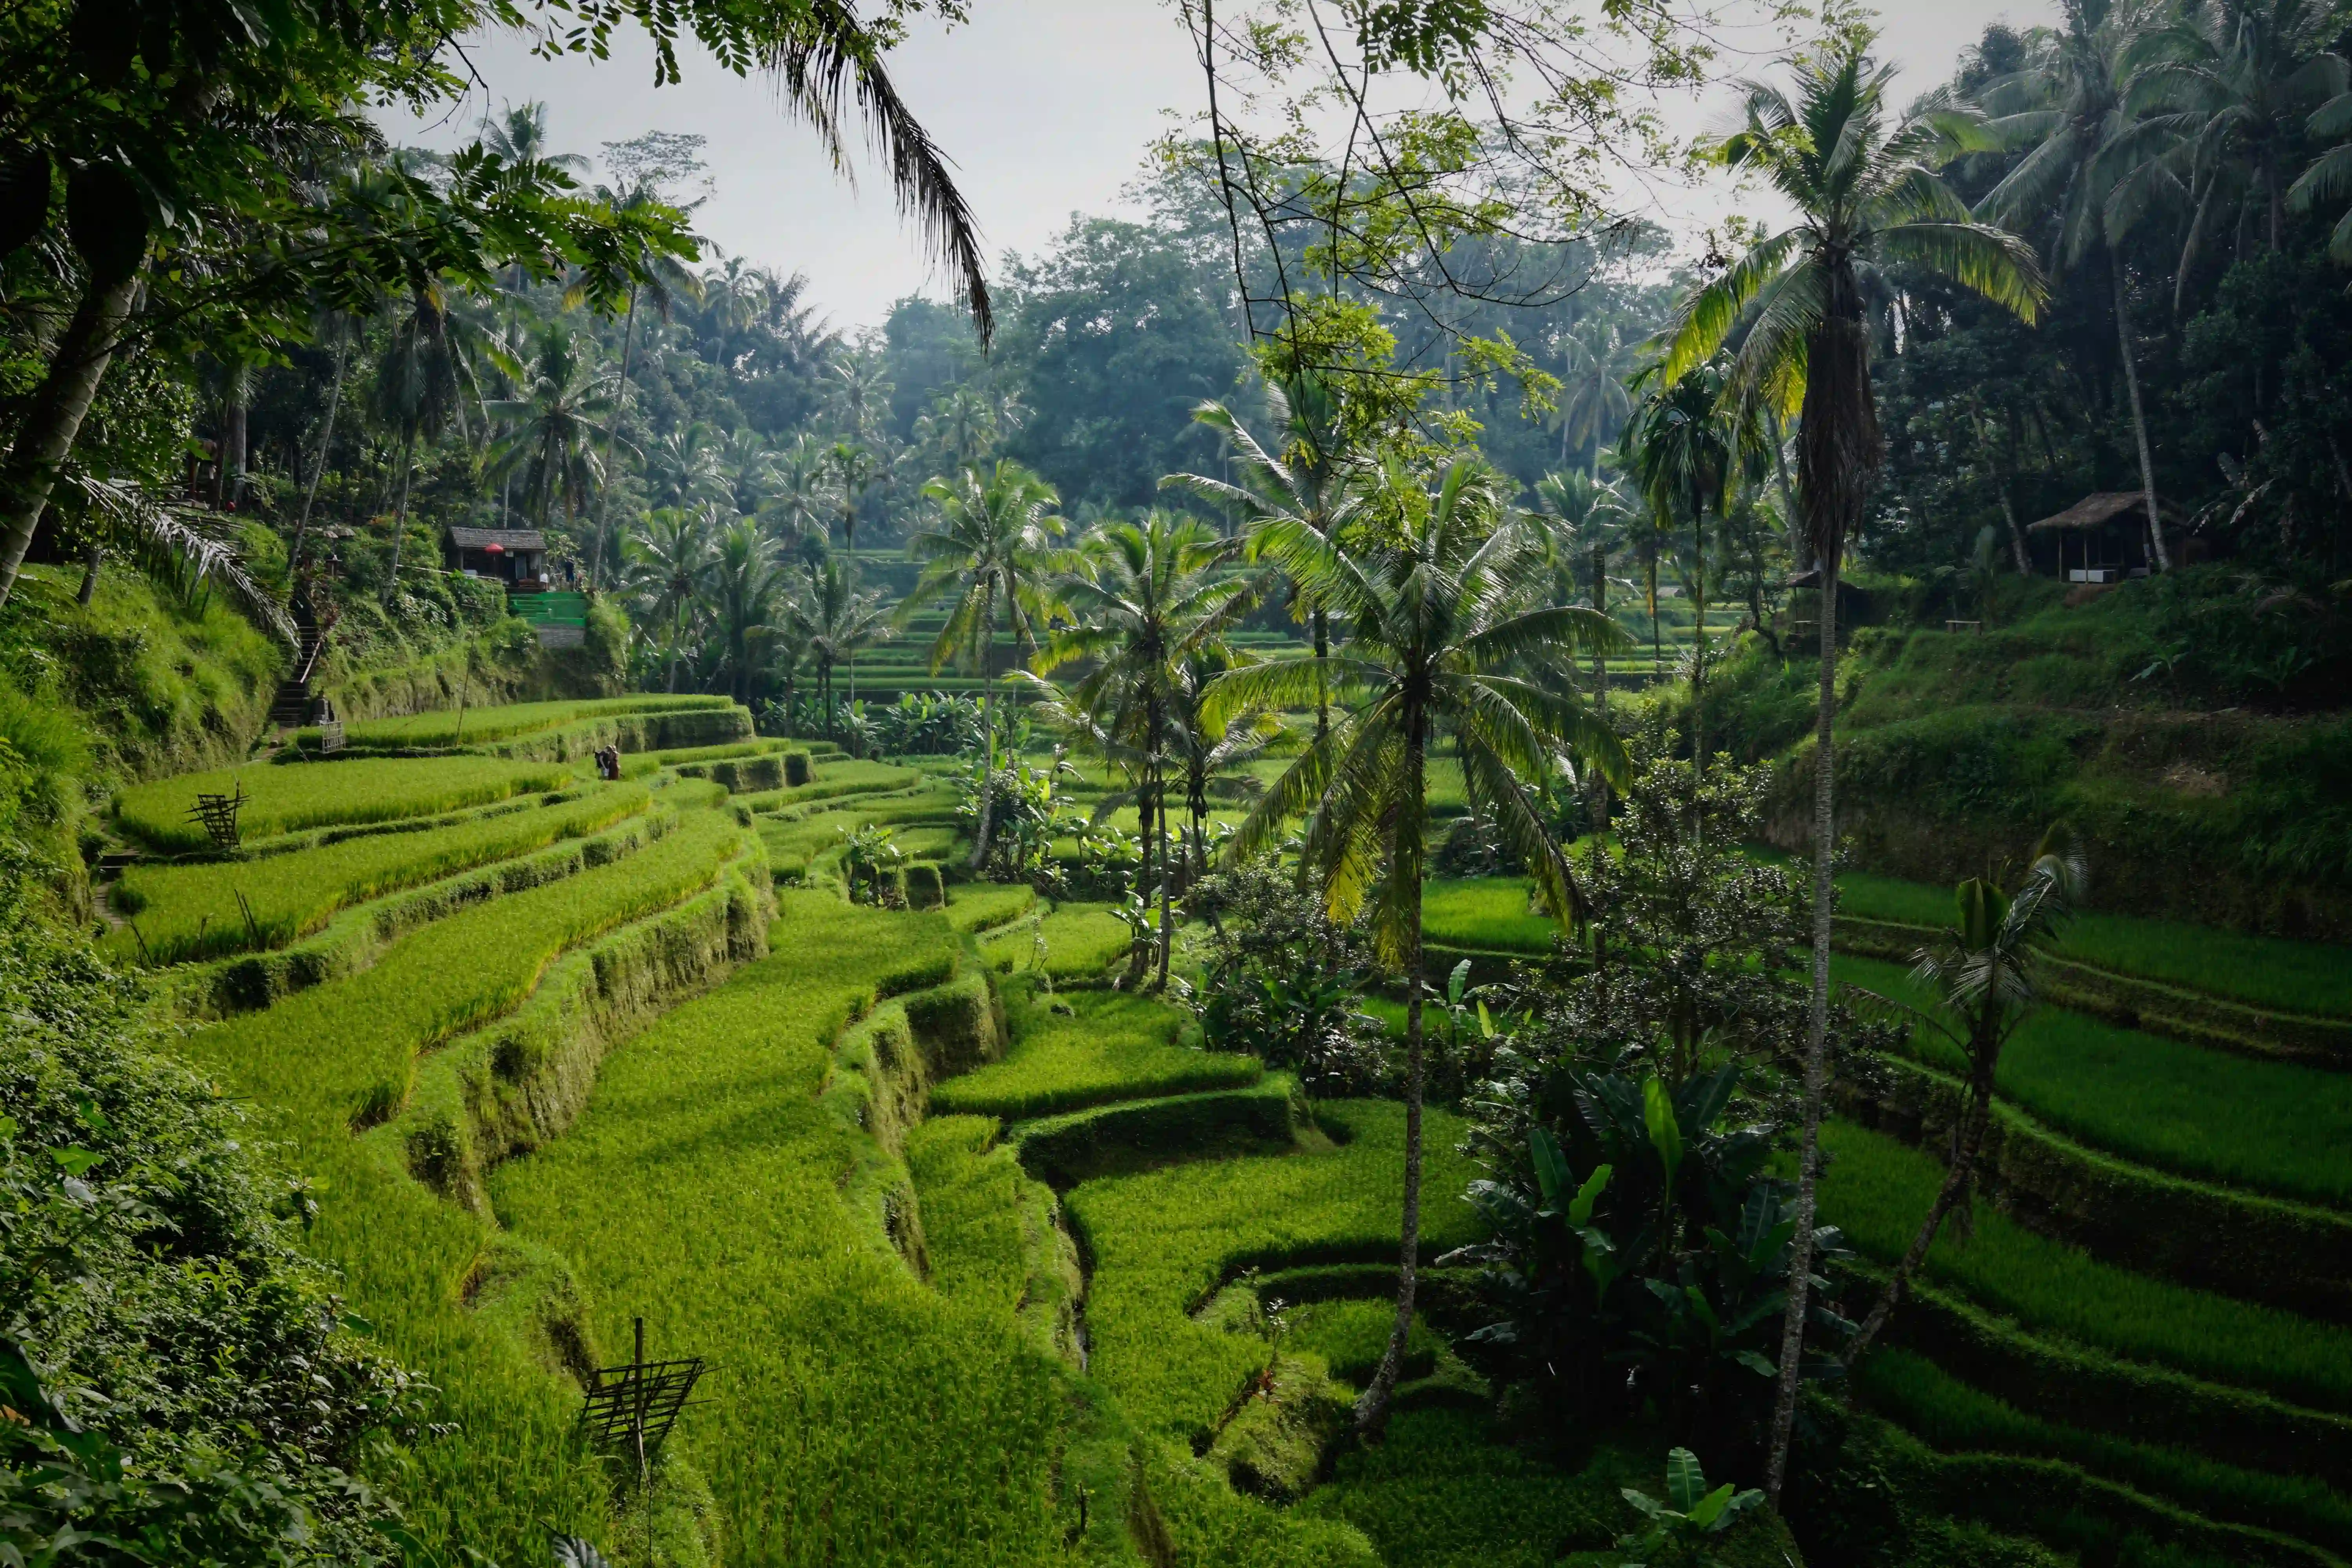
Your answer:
181;803;757;1558
1858;1348;2352;1555
1067;1098;1481;1450
976;901;1133;982
491;893;1071;1565
933;990;1261;1120
1838;953;2352;1207
107;784;649;964
945;883;1036;933
1818;1120;2352;1411
298;694;734;750
114;755;572;852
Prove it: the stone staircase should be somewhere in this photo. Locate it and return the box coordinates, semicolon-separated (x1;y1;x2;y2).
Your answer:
269;604;331;728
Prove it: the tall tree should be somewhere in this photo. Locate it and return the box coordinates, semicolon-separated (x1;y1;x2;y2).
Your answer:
904;460;1066;869
1658;35;2046;1500
489;321;613;554
1165;375;1365;746
1202;452;1630;1439
1977;0;2177;569
708;517;785;704
1033;511;1259;987
626;504;717;691
368;283;485;604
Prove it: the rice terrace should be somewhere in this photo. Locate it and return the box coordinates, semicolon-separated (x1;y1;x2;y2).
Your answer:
7;1;2352;1566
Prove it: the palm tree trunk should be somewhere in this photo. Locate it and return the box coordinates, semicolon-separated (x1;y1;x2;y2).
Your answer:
1766;550;1840;1504
1357;721;1428;1441
1846;1054;1995;1367
1768;405;1804;574
1154;730;1173;991
383;432;417;605
969;589;998;873
589;283;642;593
1312;608;1330;746
2110;255;2171;573
1648;549;1662;682
289;325;349;582
1691;504;1707;786
0;270;143;606
77;541;103;606
1590;544;1610;834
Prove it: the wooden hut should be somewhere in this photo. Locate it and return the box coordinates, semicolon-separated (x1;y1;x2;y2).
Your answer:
443;526;550;592
2025;492;2183;582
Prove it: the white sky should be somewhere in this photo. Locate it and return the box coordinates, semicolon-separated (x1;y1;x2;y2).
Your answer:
389;0;2055;337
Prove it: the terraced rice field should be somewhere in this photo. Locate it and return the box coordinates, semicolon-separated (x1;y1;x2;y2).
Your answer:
118;695;2352;1568
114;755;573;851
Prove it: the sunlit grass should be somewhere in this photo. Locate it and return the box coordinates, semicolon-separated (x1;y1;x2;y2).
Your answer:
933;989;1259;1120
114;755;573;852
107;784;648;964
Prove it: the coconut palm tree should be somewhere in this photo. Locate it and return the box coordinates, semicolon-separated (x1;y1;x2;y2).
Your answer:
645;422;728;512
1975;0;2175;571
719;426;775;515
786;555;892;733
2129;0;2346;266
903;460;1067;869
1655;34;2047;1499
760;432;838;546
1844;832;2085;1364
627;505;718;691
1623;361;1738;777
1201;452;1632;1439
1550;321;1635;474
826;439;880;555
369;283;489;604
707;517;787;704
488;321;614;559
1031;512;1261;987
1163;374;1365;745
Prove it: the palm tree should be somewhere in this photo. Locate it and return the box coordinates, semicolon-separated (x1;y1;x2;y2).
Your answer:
645;422;728;512
1032;512;1260;987
826;439;880;555
1976;0;2175;570
489;321;613;558
1550;321;1635;474
2129;0;2346;265
786;555;892;731
719;426;775;515
760;432;838;546
707;518;787;704
1201;452;1631;1439
1530;469;1638;826
1623;361;1737;776
369;283;488;604
583;178;705;588
903;460;1067;869
1657;35;2047;1500
627;505;718;691
1163;374;1364;745
1844;833;2085;1364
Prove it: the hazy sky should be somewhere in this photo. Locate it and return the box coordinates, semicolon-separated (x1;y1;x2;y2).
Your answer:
393;0;2054;336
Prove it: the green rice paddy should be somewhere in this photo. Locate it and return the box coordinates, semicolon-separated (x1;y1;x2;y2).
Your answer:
114;755;573;851
1837;953;2352;1206
112;695;2352;1568
931;989;1261;1120
1817;1120;2352;1411
107;783;649;963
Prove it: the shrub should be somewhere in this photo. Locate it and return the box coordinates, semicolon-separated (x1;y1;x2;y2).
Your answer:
1185;858;1387;1096
904;861;945;909
785;749;812;786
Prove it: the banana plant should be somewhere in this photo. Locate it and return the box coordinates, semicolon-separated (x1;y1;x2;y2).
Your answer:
1616;1447;1765;1568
